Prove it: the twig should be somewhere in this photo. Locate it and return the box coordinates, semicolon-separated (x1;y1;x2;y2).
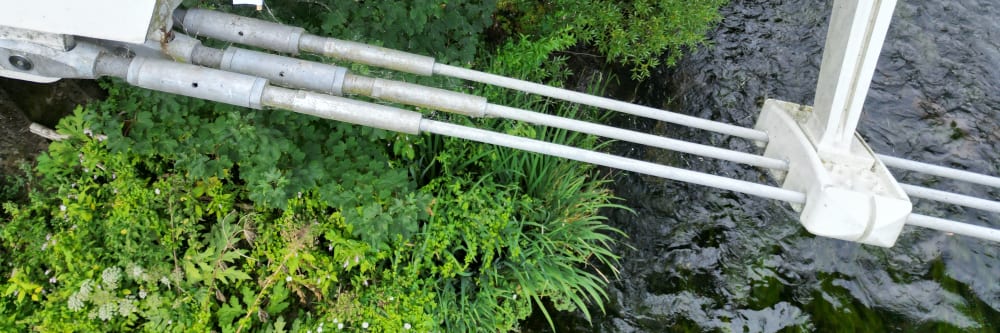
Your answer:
28;122;108;141
28;123;69;141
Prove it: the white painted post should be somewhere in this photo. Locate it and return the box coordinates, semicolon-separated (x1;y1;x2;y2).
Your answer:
754;0;911;247
808;0;898;156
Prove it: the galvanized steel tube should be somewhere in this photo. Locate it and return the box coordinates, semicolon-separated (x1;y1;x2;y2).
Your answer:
126;57;267;109
342;74;487;117
220;47;348;96
179;9;305;54
260;86;423;135
298;34;437;76
191;44;224;69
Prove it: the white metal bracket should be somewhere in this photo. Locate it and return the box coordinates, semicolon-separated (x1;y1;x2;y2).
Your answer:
754;0;911;247
756;100;910;247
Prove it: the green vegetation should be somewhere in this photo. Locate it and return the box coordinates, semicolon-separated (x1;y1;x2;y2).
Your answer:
497;0;728;79
0;166;28;207
1;1;728;331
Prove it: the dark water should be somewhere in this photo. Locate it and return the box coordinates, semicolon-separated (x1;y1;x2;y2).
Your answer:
558;0;1000;331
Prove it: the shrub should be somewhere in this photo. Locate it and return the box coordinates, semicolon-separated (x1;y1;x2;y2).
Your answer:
0;35;622;333
235;0;497;65
497;0;729;79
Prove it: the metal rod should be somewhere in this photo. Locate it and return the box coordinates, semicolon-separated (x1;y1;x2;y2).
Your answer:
900;184;1000;214
877;154;1000;189
906;214;1000;243
260;86;423;135
342;73;487;117
176;40;788;170
170;10;1000;243
176;8;770;142
419;119;807;204
484;104;789;170
433;64;770;142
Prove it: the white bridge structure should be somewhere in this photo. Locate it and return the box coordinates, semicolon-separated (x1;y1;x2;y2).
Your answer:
1;0;997;246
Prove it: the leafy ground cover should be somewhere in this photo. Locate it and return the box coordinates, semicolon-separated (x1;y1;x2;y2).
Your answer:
1;1;726;331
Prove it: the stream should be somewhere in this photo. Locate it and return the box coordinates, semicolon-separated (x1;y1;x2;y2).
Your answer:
556;0;1000;331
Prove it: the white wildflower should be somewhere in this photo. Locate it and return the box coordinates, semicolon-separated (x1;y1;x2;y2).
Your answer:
404;323;411;330
317;326;323;333
67;294;84;311
49;277;57;284
337;323;343;330
97;302;117;321
138;289;147;299
77;280;94;301
118;299;137;317
129;265;144;279
362;322;369;329
102;267;122;290
59;205;67;212
154;188;160;195
285;276;292;282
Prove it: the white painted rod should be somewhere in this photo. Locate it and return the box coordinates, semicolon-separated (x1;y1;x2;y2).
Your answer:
419;119;806;204
432;64;770;142
877;154;1000;189
900;184;1000;214
485;104;789;170
906;214;1000;243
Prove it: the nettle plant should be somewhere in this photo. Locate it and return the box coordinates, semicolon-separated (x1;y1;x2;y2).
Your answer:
0;34;623;332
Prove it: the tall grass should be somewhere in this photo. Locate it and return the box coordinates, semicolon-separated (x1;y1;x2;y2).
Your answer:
414;31;629;331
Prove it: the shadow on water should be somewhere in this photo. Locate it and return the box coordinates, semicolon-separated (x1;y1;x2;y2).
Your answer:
540;0;1000;331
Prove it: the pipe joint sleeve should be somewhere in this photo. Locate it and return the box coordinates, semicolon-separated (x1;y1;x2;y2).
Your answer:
181;9;304;54
220;47;347;96
127;57;266;109
262;86;422;134
344;74;486;117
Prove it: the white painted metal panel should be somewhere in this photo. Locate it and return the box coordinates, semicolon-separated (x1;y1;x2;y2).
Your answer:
0;0;158;43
